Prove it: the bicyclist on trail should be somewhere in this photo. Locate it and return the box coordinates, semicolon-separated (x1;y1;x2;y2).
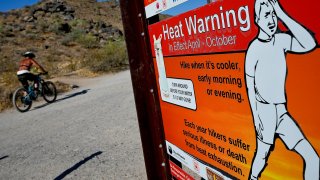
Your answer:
17;51;47;92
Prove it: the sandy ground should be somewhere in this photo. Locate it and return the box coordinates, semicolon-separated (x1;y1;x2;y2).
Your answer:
0;70;148;180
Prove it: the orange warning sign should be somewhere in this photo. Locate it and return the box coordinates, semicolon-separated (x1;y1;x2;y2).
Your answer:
149;0;320;179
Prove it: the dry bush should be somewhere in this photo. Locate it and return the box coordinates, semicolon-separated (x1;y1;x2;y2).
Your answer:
61;29;85;46
82;40;128;72
61;29;100;49
0;88;13;111
0;72;20;112
54;81;72;93
70;19;88;29
76;34;99;49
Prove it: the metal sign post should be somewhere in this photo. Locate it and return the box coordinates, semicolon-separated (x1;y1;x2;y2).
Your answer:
119;0;169;179
120;0;320;179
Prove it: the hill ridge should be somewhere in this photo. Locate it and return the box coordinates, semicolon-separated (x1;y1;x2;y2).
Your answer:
0;0;127;111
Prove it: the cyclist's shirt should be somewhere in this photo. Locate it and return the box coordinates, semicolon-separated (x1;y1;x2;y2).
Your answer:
17;58;42;75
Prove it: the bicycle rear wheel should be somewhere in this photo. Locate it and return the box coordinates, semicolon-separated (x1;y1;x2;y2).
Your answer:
12;87;32;112
42;81;57;103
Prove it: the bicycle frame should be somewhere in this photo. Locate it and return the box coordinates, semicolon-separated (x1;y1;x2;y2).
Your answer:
27;75;42;100
13;73;57;112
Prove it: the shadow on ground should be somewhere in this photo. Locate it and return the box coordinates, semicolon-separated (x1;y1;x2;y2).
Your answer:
32;89;90;110
54;151;103;180
0;155;9;161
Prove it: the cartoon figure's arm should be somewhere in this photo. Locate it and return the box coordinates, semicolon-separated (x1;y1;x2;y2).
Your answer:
245;47;259;120
270;0;316;52
246;75;258;117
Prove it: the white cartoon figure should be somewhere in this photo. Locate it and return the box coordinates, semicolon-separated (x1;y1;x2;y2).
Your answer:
154;34;169;98
245;0;319;179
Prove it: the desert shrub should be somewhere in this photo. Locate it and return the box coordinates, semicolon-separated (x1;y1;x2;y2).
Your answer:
38;20;49;32
65;60;79;72
0;72;20;111
61;29;85;46
0;86;13;112
61;35;73;46
0;57;16;73
48;22;61;34
0;72;19;87
25;33;39;40
76;34;99;49
70;29;86;39
61;29;99;48
83;40;128;72
54;81;72;93
70;19;88;29
48;19;66;35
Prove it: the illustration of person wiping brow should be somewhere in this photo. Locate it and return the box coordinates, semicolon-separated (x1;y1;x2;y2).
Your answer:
245;0;319;179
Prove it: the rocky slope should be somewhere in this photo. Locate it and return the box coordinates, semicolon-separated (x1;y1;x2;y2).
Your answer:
0;0;127;111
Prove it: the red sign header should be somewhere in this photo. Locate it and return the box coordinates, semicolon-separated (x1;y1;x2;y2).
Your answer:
148;0;320;57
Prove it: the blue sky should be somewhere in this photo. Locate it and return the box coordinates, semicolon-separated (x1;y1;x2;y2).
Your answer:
0;0;107;12
0;0;108;12
0;0;40;12
163;0;207;16
0;0;207;15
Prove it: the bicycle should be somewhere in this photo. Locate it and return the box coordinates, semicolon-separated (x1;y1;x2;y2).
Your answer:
12;73;57;112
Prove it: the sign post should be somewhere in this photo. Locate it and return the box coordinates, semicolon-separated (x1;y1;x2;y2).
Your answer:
119;0;170;179
121;0;320;179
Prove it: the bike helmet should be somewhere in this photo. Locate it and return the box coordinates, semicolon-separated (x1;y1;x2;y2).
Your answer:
23;51;36;58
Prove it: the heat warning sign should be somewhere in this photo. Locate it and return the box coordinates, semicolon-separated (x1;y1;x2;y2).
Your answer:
148;0;320;179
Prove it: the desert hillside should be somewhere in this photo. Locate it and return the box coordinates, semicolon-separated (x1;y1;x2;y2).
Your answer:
0;0;128;111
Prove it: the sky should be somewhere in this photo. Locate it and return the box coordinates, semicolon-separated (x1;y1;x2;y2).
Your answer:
162;0;207;16
0;0;206;14
0;0;108;12
0;0;40;12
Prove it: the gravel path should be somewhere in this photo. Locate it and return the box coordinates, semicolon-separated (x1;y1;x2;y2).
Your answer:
0;70;147;180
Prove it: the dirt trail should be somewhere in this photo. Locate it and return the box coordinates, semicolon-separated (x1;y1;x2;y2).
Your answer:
0;70;147;180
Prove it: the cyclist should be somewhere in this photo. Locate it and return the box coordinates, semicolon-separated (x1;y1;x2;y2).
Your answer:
17;51;47;93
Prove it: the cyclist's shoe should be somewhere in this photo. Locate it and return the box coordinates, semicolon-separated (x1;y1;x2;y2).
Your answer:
31;95;36;100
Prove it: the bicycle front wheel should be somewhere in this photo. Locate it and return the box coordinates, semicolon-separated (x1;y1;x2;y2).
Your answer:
12;87;32;112
42;81;57;103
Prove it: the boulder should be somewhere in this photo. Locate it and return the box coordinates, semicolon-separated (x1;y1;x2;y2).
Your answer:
23;16;34;22
63;14;74;21
58;23;71;33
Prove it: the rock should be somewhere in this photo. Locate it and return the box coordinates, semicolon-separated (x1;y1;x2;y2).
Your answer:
3;25;13;32
63;14;74;21
48;37;56;41
42;1;74;15
113;29;123;37
12;24;25;32
58;23;71;33
64;6;75;14
98;29;106;34
33;10;45;18
4;32;15;37
71;85;79;89
25;23;36;30
55;4;66;12
91;30;99;36
99;39;107;44
23;16;34;22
